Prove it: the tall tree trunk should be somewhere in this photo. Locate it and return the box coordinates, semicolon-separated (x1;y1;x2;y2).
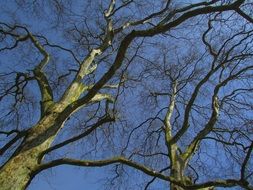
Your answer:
170;154;186;190
0;110;64;190
169;153;214;190
0;147;43;190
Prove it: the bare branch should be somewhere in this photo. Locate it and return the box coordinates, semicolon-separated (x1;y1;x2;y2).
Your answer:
241;141;253;180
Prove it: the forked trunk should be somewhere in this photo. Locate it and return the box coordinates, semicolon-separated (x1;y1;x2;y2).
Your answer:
170;160;214;190
170;157;187;190
169;148;213;190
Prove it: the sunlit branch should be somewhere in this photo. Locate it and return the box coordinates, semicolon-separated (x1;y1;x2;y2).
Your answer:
28;34;54;116
0;23;54;115
63;0;246;117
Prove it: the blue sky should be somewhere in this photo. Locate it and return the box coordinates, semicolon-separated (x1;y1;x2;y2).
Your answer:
0;1;252;190
28;167;103;190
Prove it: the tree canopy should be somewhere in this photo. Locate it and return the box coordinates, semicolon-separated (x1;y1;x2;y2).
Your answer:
0;0;253;189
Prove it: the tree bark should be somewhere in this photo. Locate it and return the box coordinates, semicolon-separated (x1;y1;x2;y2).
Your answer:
170;153;187;190
0;148;41;190
169;145;214;190
0;108;65;190
170;157;214;190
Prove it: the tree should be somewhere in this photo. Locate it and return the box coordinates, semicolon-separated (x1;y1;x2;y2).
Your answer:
0;0;253;189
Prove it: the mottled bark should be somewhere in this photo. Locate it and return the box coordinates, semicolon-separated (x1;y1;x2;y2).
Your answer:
0;147;45;190
169;145;186;190
0;1;250;190
170;155;214;190
0;104;66;189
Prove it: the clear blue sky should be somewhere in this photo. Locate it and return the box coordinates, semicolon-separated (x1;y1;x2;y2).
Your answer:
28;167;104;190
0;1;250;190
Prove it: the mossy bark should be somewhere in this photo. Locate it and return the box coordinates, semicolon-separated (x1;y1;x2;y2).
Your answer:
170;146;187;190
0;109;65;190
169;145;214;190
0;148;42;190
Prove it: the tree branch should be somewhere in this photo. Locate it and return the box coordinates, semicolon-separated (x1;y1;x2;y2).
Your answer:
236;8;253;23
0;130;27;156
241;141;253;180
37;156;249;189
39;115;115;161
38;156;170;181
63;1;246;116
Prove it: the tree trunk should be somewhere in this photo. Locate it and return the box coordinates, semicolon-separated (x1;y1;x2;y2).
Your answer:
0;109;65;190
169;158;214;190
170;157;186;190
0;148;42;190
